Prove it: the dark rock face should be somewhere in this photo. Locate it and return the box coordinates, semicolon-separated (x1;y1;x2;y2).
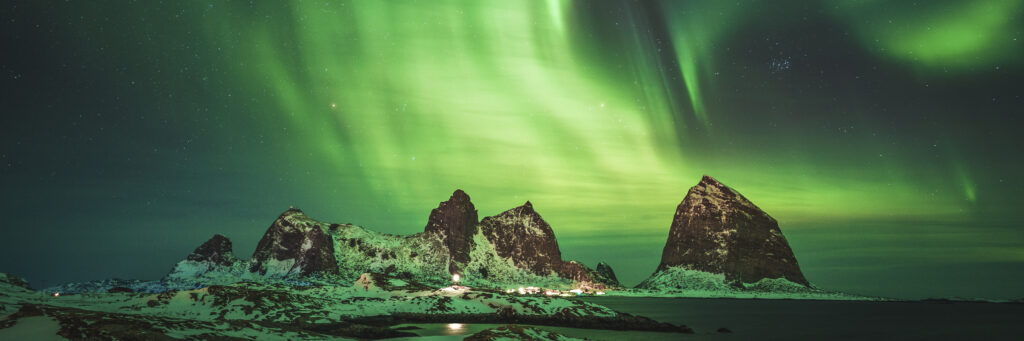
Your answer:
479;201;615;287
423;189;479;273
558;261;617;288
655;175;809;285
107;287;134;293
186;234;237;266
250;208;339;277
596;262;619;284
480;201;563;276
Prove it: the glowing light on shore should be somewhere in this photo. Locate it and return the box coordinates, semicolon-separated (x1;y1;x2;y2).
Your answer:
447;323;464;331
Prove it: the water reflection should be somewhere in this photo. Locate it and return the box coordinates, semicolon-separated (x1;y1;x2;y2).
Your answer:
445;323;465;335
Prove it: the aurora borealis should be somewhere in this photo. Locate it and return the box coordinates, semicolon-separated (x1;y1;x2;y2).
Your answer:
2;0;1022;299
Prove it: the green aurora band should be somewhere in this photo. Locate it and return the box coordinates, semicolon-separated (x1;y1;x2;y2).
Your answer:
204;1;990;222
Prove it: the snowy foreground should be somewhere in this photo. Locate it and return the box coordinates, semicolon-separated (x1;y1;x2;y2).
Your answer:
0;273;688;340
627;267;882;301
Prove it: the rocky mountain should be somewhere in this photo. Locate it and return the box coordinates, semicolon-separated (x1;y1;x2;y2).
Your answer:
638;175;809;290
480;201;563;276
250;208;340;277
423;189;479;274
185;234;237;266
477;201;618;288
165;190;618;291
596;262;620;286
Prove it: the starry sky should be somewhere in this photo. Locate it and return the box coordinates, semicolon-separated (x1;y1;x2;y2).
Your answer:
2;0;1022;299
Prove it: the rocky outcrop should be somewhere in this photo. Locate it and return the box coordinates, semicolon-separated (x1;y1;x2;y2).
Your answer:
596;262;619;285
647;175;808;286
423;189;479;274
186;234;237;266
250;208;339;277
557;261;618;288
480;201;564;276
478;201;616;288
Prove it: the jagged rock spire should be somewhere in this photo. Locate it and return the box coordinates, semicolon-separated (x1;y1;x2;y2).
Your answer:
424;189;480;273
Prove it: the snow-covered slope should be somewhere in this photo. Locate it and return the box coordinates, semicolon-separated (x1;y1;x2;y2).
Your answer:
329;222;451;287
2;272;692;339
630;267;874;300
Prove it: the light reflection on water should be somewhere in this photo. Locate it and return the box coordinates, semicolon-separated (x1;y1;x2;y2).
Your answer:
445;323;464;334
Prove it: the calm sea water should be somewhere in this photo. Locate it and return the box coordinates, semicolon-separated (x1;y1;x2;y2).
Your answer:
388;297;1024;340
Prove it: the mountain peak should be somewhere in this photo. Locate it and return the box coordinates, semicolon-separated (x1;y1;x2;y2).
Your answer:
516;200;535;214
251;209;339;277
647;175;809;287
424;189;480;272
278;207;307;219
596;262;620;285
450;189;471;202
186;234;236;266
699;175;723;187
479;201;563;276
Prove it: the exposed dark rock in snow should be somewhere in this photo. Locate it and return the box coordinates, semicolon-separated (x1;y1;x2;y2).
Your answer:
0;272;691;339
478;201;617;288
596;262;620;285
250;208;340;277
558;261;618;288
480;201;563;276
186;234;237;266
106;287;133;293
423;189;479;274
643;175;809;287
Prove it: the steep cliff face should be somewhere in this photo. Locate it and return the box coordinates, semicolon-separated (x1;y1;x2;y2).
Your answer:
479;201;563;276
185;234;237;266
423;189;479;273
250;208;340;277
475;201;617;288
164;233;248;287
645;175;809;287
596;262;620;285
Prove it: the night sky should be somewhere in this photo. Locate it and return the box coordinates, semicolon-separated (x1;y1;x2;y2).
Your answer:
2;1;1022;299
